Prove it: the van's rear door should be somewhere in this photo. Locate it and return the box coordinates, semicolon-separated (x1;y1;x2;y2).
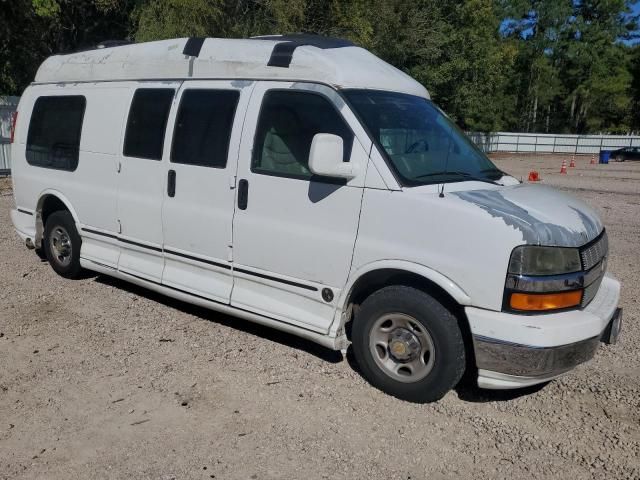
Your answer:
160;80;254;303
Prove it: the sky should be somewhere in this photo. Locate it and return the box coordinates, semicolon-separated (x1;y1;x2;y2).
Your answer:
624;1;640;44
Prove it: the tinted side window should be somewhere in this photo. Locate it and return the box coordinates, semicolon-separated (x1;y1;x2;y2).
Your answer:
171;89;240;168
26;96;86;171
124;89;174;160
252;90;353;179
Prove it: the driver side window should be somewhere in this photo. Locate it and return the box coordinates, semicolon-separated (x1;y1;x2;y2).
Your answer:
252;90;353;180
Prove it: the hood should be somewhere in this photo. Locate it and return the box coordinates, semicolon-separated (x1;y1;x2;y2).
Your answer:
452;183;603;247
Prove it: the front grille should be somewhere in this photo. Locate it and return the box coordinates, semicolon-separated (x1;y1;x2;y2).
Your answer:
580;231;608;307
581;231;608;271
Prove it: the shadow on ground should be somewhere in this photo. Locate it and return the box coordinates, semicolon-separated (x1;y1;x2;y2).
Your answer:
94;273;547;404
94;274;343;364
454;379;549;403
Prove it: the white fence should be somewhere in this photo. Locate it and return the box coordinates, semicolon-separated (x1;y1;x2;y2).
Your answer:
0;97;19;175
468;131;640;155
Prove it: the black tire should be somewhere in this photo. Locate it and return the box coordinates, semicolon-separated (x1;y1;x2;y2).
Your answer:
35;247;47;261
43;210;83;279
616;155;624;162
352;285;466;403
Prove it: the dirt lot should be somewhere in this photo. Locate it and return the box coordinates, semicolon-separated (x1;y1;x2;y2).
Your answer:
1;155;639;480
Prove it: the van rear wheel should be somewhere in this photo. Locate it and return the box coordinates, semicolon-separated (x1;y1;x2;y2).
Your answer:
43;211;83;279
352;285;465;403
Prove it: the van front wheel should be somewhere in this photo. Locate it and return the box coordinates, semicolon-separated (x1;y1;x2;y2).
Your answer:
352;286;465;403
43;211;83;279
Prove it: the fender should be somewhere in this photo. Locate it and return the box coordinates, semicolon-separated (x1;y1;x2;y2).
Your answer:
329;259;472;338
35;189;81;248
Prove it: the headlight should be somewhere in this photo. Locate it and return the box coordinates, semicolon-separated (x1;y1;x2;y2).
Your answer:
508;246;581;276
505;246;584;312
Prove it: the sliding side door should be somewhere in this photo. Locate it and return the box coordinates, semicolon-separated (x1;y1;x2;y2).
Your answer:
160;81;253;303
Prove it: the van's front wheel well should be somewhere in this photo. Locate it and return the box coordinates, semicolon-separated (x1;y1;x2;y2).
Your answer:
344;269;476;372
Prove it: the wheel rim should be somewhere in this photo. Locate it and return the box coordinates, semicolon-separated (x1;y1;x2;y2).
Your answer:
369;313;436;383
49;226;72;267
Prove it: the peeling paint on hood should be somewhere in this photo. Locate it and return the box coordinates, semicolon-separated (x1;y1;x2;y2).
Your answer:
453;184;602;247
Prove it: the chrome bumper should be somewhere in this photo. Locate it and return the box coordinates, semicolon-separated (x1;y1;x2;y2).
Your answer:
473;308;622;379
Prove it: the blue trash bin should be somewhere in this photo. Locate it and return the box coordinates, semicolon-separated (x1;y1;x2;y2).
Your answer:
599;150;611;164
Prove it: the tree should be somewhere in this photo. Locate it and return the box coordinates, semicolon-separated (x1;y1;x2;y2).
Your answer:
338;0;515;132
500;0;636;133
2;0;639;134
631;46;640;132
30;0;134;53
1;0;135;95
438;0;517;131
0;0;49;95
133;0;227;41
561;0;633;133
499;0;574;132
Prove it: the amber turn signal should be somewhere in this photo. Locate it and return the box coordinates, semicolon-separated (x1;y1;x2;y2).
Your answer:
510;291;582;311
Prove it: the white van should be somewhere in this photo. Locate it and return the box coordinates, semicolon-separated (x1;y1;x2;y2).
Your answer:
9;35;622;402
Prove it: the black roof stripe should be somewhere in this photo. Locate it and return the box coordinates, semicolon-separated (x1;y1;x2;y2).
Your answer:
267;42;298;68
183;37;206;57
255;34;355;69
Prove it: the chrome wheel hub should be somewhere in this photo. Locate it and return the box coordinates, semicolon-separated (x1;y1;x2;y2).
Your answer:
50;226;72;267
369;313;436;383
388;328;422;362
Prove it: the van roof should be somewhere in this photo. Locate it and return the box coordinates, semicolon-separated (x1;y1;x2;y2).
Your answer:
34;35;429;98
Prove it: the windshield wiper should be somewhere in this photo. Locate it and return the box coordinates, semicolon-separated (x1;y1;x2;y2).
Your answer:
414;171;503;186
479;167;505;175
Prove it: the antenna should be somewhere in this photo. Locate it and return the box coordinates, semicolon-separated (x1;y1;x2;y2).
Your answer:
439;123;455;199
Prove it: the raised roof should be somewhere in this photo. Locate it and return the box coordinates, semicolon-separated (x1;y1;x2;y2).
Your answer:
34;36;429;98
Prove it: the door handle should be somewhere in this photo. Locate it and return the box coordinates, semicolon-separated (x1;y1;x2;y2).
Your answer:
168;170;176;198
238;179;248;210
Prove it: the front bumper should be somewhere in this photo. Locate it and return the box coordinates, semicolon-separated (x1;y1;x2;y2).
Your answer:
466;274;621;390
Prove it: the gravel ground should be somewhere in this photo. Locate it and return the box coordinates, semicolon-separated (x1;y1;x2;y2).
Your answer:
0;155;639;480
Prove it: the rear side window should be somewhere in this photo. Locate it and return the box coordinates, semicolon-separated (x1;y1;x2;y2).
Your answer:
252;90;353;180
171;89;240;168
124;88;174;160
26;96;86;171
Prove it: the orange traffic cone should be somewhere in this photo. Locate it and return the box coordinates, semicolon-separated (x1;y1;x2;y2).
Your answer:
590;154;596;165
528;171;540;182
569;155;576;168
560;159;567;174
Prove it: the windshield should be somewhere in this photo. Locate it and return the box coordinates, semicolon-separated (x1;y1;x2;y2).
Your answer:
343;90;502;186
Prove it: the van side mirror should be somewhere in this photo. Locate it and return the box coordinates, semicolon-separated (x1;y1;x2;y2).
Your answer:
308;133;357;180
